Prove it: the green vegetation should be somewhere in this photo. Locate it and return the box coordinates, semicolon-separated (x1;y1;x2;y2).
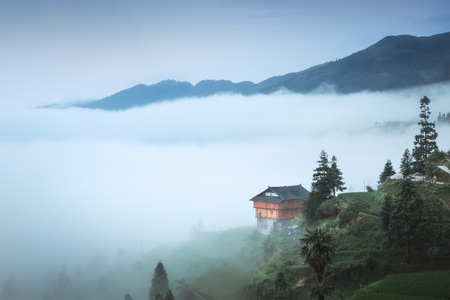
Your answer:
349;270;450;299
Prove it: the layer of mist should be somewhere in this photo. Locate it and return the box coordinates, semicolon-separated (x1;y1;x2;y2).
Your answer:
1;84;449;288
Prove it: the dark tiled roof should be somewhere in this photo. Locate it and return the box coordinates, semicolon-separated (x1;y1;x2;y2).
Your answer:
249;184;309;204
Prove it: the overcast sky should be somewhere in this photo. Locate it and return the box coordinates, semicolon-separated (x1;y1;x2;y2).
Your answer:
1;0;450;108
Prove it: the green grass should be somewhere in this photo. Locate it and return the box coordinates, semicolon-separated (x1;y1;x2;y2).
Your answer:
338;192;380;215
349;270;450;299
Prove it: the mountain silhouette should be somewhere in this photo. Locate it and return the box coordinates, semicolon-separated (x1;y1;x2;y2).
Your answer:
71;32;450;110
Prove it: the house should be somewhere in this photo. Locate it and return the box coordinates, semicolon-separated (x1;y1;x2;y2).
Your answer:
249;184;309;233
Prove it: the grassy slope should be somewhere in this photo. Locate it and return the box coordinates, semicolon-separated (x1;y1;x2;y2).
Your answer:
95;226;264;300
93;183;450;300
349;270;450;299
244;185;450;299
330;186;450;299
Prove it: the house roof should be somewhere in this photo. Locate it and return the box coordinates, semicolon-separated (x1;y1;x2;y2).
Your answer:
249;184;309;204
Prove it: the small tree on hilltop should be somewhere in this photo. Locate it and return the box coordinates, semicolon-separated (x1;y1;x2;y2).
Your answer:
329;155;346;197
378;159;395;184
312;150;332;196
304;151;346;223
149;261;170;300
400;149;412;178
412;96;438;174
124;293;133;300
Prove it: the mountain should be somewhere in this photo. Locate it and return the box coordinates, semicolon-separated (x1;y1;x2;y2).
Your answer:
73;32;450;110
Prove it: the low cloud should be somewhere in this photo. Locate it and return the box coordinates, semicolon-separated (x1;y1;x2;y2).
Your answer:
0;84;449;280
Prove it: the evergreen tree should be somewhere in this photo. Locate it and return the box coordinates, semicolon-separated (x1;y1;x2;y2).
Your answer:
304;151;331;222
55;266;71;299
378;159;395;184
304;151;346;223
412;96;438;174
425;150;449;180
149;261;170;300
124;293;133;300
165;290;175;300
329;155;346;196
400;149;412;177
311;150;332;197
389;179;423;264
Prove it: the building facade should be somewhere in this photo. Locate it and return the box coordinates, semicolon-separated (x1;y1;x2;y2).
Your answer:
249;184;309;233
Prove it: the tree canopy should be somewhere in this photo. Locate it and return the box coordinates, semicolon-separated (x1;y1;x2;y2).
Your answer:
412;96;438;174
303;150;346;222
378;159;395;184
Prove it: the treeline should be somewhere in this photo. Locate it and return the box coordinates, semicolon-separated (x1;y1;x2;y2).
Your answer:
437;111;450;124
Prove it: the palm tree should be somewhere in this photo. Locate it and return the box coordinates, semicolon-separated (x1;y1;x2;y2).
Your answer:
300;228;334;284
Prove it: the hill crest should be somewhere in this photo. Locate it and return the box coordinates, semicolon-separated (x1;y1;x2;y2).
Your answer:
69;32;450;110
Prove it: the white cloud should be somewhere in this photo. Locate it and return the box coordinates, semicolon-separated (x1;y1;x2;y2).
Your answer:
0;86;449;279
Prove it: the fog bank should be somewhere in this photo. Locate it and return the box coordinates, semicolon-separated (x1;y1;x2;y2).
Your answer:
1;85;449;281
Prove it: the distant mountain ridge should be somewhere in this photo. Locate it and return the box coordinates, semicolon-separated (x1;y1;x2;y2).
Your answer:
71;32;450;110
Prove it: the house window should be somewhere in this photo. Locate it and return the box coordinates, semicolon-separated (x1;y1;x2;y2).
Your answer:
270;210;273;215
265;192;278;197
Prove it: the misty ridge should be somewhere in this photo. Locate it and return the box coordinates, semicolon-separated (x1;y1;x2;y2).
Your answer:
63;32;450;111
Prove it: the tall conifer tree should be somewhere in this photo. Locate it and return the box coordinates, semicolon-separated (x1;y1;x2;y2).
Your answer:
149;261;170;300
412;96;438;174
329;155;346;196
400;149;412;177
378;160;395;184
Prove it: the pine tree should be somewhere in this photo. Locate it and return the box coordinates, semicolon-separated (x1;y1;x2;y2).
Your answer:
378;160;395;184
55;266;71;299
329;155;346;196
124;293;133;300
412;96;438;174
400;149;412;177
304;150;346;223
389;179;423;264
311;150;332;197
303;150;331;222
149;261;170;300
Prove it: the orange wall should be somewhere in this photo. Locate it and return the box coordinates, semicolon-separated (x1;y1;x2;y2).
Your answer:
253;200;302;220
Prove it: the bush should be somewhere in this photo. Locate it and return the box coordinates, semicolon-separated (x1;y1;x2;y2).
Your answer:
315;199;337;220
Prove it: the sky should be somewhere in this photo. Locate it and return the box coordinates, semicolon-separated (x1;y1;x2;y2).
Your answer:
1;0;450;109
1;0;450;287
